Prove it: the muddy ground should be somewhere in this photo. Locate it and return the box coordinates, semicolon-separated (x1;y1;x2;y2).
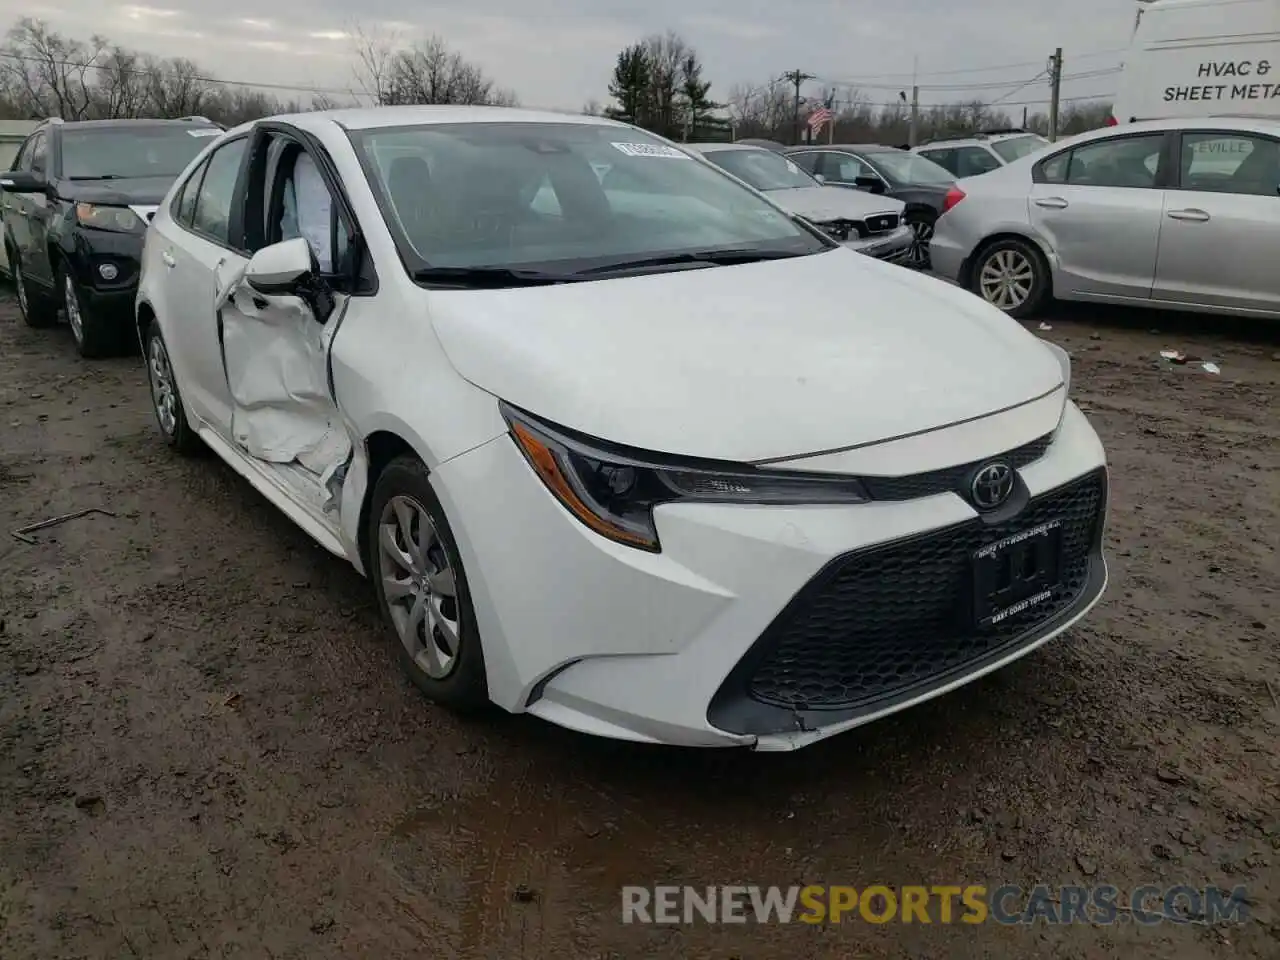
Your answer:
0;289;1277;960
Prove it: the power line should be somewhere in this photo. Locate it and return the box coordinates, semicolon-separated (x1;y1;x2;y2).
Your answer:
0;50;357;98
988;69;1049;107
849;92;1115;110
817;47;1127;83
816;67;1119;93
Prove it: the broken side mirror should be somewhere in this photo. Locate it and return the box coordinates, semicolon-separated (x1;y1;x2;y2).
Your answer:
245;237;317;298
0;171;48;194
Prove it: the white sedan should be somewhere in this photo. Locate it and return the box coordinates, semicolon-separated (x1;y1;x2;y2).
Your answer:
136;106;1109;750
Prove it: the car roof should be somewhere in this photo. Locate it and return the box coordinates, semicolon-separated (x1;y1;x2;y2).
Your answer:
53;118;220;130
1046;115;1280;151
274;105;630;134
691;142;764;154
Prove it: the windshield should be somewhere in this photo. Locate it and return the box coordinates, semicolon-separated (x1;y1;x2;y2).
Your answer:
351;122;829;279
61;126;222;179
991;134;1050;163
701;148;817;191
866;151;954;185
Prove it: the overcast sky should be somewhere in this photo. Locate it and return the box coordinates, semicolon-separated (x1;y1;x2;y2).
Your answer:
8;1;1136;114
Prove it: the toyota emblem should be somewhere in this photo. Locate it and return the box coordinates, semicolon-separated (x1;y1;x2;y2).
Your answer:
971;462;1015;509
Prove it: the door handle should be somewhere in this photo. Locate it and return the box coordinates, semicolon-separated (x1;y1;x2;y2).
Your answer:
1034;197;1069;209
161;251;176;268
1167;208;1210;222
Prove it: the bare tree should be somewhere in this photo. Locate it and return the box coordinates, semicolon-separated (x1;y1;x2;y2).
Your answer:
93;46;148;118
144;58;210;118
350;21;399;105
381;35;517;107
1;18;107;119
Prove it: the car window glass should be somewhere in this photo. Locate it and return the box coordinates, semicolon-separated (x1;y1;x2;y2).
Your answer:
29;134;47;175
13;137;34;172
173;158;207;227
991;134;1050;163
1180;132;1279;197
830;154;868;182
919;149;957;175
957;147;1001;176
1038;151;1070;183
192;138;247;245
1065;134;1163;188
354;122;826;273
278;149;349;273
789;152;819;174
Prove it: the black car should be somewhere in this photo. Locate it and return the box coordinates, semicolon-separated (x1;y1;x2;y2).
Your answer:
784;144;957;269
1;116;223;357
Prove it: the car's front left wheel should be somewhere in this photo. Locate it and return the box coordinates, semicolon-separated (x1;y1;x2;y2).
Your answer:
145;324;201;455
368;456;489;711
904;209;936;270
64;270;123;358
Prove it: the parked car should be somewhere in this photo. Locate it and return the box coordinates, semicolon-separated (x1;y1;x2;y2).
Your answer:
0;115;223;357
692;142;913;264
137;106;1108;751
913;129;1050;178
784;144;956;268
733;138;787;152
929;117;1280;319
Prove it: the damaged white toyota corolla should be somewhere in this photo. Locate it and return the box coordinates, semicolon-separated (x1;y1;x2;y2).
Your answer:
136;106;1109;751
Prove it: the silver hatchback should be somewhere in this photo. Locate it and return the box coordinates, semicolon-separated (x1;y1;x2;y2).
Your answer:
929;117;1280;319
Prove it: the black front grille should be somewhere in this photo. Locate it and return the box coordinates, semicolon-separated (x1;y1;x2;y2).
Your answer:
710;469;1106;732
864;212;901;234
862;433;1053;501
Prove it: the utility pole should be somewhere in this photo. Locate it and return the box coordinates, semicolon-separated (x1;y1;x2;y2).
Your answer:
1021;105;1028;128
907;56;920;147
782;69;816;145
1047;47;1063;141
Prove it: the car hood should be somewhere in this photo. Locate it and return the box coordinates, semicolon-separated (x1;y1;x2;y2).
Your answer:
428;249;1064;463
766;186;904;221
63;175;177;206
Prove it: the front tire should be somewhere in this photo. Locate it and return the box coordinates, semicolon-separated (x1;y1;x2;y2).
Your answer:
368;456;489;711
64;269;121;358
904;209;936;270
145;324;201;455
12;258;59;328
970;237;1050;318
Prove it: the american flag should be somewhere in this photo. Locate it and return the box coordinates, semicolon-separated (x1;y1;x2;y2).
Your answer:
807;106;834;133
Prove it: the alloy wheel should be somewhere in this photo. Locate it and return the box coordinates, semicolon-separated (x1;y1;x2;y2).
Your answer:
64;274;84;344
906;219;933;269
147;335;178;437
14;261;28;315
979;249;1035;311
378;495;461;680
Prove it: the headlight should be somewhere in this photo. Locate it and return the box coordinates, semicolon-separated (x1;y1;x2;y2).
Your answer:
75;203;143;233
502;404;869;552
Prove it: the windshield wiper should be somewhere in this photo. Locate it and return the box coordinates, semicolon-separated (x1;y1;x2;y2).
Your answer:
412;265;573;288
572;248;807;277
69;175;128;181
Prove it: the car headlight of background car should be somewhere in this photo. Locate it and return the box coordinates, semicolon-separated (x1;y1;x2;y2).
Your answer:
502;403;870;552
74;202;144;233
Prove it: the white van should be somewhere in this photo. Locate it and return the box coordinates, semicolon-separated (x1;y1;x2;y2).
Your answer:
1110;0;1280;124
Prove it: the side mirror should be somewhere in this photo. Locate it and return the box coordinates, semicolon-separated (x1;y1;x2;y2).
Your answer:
813;173;827;184
0;171;48;194
245;237;316;297
854;175;884;193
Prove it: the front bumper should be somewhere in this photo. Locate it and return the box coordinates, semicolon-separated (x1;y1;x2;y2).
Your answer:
844;224;914;263
65;228;145;316
433;401;1108;750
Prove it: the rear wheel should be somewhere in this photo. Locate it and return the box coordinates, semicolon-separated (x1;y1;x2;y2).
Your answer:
904;210;936;270
970;238;1050;318
12;258;59;328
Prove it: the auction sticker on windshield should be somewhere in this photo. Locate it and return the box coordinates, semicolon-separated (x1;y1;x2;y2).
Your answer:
612;142;689;159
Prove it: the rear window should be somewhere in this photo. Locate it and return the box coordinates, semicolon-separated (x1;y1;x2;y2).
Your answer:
991;134;1050;163
61;126;222;180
